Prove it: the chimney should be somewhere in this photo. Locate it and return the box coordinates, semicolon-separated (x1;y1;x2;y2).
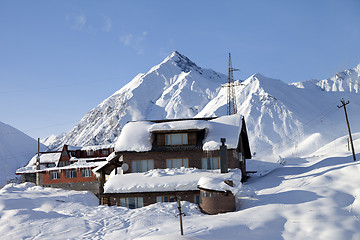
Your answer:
220;138;228;173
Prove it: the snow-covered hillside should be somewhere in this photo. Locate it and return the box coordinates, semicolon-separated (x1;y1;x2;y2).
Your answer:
47;51;226;150
0;121;46;187
196;72;360;160
1;133;359;239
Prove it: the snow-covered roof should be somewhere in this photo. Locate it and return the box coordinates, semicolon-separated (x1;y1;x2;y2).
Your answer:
27;152;61;166
16;160;107;174
80;145;113;151
115;114;242;152
197;169;242;195
42;160;106;172
103;168;242;194
69;157;106;162
66;145;113;151
66;145;83;151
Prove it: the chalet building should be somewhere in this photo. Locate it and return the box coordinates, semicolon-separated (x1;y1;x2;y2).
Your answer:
16;145;113;194
95;114;251;213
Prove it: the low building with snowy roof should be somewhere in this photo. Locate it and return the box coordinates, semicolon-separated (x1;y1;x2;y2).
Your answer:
95;114;251;211
16;144;114;194
100;168;242;211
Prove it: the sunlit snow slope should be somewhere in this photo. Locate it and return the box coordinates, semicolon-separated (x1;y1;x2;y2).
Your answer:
196;71;360;160
1;134;360;240
47;51;226;150
0;121;46;186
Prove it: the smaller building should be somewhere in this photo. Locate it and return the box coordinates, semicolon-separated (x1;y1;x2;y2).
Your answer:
99;167;242;211
16;145;113;194
197;169;242;214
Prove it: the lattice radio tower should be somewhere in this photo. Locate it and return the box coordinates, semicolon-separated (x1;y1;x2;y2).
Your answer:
224;52;240;115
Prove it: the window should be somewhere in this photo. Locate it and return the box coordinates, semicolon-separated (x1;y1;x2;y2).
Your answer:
202;157;220;170
194;195;200;204
156;196;176;203
66;170;77;178
131;160;154;173
81;169;93;177
102;149;109;155
119;197;143;209
58;161;70;167
166;158;189;169
165;133;188;145
50;171;60;179
47;163;55;168
87;150;94;156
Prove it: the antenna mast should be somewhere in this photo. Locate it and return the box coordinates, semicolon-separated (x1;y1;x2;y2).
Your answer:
226;53;240;115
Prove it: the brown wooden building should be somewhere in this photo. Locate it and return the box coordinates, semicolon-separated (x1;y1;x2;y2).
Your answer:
95;114;251;211
16;145;113;194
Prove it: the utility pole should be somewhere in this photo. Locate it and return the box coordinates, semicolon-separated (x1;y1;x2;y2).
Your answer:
36;138;41;185
337;98;356;161
176;196;184;235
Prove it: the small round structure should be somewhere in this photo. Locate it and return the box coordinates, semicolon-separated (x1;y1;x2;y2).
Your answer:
198;188;235;215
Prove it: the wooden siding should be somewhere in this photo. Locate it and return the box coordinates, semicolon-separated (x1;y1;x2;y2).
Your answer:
100;190;200;207
120;149;244;178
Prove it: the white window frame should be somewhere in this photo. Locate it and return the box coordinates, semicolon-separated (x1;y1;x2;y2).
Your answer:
166;158;189;169
156;196;176;203
49;171;60;179
119;197;144;209
81;168;93;178
165;133;188;145
131;159;154;173
201;157;220;170
66;169;77;178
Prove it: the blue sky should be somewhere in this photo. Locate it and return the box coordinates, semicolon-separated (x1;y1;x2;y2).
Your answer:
1;0;360;140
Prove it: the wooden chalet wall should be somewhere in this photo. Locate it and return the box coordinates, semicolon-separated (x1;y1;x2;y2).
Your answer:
120;149;243;174
101;190;200;207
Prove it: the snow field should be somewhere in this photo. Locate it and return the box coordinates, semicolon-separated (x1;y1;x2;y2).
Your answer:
1;133;360;239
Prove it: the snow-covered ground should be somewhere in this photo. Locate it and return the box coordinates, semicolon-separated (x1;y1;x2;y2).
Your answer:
1;133;359;239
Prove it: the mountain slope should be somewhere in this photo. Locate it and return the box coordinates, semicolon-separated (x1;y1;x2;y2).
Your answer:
0;121;47;186
196;73;360;159
47;51;226;150
292;63;360;93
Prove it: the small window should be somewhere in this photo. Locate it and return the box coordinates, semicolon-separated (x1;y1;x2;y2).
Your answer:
166;158;189;169
66;170;77;178
81;169;93;177
87;150;94;156
165;133;188;145
58;161;70;167
119;197;143;209
102;149;109;155
131;160;154;173
202;157;220;170
48;163;55;168
50;171;60;179
194;195;200;204
156;196;176;203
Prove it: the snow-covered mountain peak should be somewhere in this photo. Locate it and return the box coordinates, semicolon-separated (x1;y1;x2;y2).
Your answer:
292;62;360;93
161;51;203;74
46;52;227;150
